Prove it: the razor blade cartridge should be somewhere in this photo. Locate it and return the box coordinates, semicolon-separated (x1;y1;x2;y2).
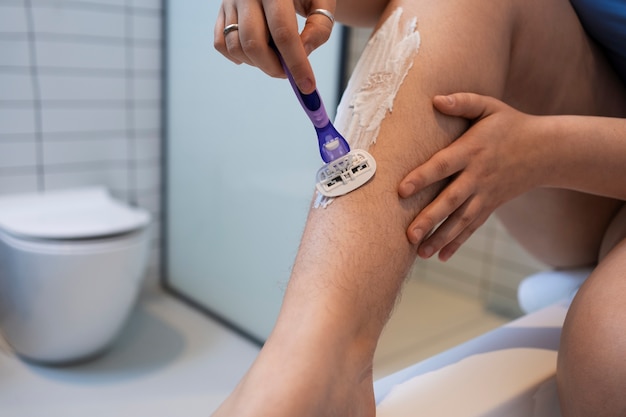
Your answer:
315;149;377;197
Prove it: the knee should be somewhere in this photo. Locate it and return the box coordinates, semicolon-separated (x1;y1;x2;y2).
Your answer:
599;204;626;260
557;283;626;416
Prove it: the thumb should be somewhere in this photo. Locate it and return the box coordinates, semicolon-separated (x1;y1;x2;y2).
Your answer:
433;92;499;120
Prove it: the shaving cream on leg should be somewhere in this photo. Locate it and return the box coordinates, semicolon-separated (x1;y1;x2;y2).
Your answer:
314;7;421;208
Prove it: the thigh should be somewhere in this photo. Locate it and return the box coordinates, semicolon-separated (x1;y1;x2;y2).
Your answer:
489;0;626;268
557;232;626;416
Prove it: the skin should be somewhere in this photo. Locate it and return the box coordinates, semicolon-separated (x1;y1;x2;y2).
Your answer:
212;0;626;415
400;94;626;262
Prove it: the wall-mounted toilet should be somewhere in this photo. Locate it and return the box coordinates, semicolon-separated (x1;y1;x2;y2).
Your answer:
0;187;151;365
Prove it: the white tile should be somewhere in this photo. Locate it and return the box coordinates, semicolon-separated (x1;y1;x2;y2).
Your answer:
132;13;161;40
69;0;126;6
0;172;39;195
41;107;125;133
0;109;35;135
462;227;490;252
487;261;539;292
492;237;546;270
420;268;484;299
133;135;160;160
133;163;160;190
39;73;125;100
36;40;125;70
44;166;128;192
33;7;125;38
0;73;34;100
0;5;28;33
132;0;162;10
436;247;488;277
133;106;160;130
0;141;38;168
135;190;160;212
132;77;160;101
133;45;160;71
0;39;31;67
43;137;128;165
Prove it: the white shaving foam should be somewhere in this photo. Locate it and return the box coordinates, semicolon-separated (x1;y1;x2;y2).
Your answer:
314;7;421;208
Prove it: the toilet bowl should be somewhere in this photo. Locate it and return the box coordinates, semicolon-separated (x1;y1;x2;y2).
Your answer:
0;187;151;364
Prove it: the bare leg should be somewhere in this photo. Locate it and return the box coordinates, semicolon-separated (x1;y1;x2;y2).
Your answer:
495;5;626;268
211;0;626;415
558;209;626;417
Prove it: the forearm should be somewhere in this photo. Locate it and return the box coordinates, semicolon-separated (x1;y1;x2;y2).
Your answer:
541;115;626;200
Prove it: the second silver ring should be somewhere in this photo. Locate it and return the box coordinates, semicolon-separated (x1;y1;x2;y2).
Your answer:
307;9;335;25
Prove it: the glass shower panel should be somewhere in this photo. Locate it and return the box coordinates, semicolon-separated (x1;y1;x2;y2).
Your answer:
165;0;344;343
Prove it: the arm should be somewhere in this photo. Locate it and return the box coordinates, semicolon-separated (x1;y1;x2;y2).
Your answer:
546;114;626;197
399;93;626;261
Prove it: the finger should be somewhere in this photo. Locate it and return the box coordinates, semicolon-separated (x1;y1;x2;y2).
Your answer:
237;1;284;77
417;197;476;258
407;178;474;246
417;195;486;259
437;230;469;262
300;1;335;55
263;0;315;93
399;145;467;198
433;93;503;120
438;213;490;261
214;4;243;65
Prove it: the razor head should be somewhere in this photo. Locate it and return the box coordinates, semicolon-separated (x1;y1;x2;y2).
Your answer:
315;149;377;197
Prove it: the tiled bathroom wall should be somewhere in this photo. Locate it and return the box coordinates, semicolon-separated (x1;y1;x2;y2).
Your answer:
0;0;163;290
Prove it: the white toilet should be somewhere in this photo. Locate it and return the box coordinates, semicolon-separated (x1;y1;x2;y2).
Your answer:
0;187;151;365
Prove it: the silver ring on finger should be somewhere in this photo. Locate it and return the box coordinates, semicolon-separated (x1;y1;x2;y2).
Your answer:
307;9;334;25
223;23;239;36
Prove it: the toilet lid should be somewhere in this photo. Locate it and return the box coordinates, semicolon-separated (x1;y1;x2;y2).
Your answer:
0;187;151;239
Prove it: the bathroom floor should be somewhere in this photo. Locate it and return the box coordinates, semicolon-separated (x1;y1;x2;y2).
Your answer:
0;281;510;415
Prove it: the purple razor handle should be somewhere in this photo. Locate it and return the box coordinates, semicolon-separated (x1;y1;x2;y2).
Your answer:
274;49;351;163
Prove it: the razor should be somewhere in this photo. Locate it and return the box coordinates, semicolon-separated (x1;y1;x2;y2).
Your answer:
274;48;377;198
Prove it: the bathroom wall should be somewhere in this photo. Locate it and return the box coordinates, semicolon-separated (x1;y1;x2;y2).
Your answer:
0;0;163;290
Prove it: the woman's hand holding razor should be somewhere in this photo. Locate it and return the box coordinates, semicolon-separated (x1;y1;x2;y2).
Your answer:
214;0;336;94
399;93;546;261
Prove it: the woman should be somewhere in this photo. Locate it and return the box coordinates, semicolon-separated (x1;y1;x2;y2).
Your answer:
213;0;626;415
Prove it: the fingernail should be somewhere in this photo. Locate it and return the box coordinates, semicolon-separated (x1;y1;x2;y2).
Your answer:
443;96;454;105
411;228;424;245
437;95;454;106
298;77;314;94
400;182;415;197
420;245;434;258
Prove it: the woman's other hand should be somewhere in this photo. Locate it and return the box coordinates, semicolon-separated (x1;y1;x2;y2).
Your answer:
399;93;547;261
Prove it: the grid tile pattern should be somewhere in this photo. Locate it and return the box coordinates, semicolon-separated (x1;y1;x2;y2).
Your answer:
0;0;163;289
